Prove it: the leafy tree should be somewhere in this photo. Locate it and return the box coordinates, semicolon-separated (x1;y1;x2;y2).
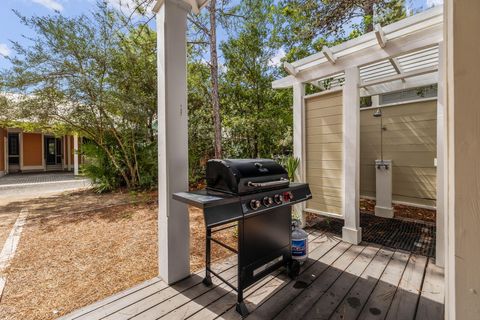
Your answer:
187;0;237;159
278;0;407;62
187;57;215;183
1;3;157;190
220;0;292;159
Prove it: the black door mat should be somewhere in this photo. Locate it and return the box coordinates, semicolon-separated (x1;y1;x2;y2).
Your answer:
310;212;436;257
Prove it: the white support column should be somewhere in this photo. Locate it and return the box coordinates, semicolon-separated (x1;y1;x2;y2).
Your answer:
342;67;362;245
41;133;45;171
435;41;446;267
19;132;23;171
73;135;79;176
155;0;191;284
293;82;306;226
3;136;6;175
67;136;71;171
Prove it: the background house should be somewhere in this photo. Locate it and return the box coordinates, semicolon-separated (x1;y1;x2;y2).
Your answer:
0;127;80;176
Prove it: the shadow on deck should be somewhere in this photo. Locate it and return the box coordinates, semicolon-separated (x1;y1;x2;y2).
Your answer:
59;230;444;320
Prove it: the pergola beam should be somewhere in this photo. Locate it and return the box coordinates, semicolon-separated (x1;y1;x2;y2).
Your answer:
283;61;298;76
374;24;387;48
322;47;337;64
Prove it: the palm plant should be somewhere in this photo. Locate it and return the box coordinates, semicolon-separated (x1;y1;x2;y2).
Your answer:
280;156;300;182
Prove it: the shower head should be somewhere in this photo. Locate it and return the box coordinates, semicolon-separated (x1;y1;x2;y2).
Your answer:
373;108;382;118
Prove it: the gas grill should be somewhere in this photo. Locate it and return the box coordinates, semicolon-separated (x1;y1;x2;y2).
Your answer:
173;159;312;316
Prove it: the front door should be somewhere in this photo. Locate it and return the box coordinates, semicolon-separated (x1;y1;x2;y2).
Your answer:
8;133;20;170
45;137;56;165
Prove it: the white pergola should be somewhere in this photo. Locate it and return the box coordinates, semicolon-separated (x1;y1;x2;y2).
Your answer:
273;6;445;265
152;0;445;285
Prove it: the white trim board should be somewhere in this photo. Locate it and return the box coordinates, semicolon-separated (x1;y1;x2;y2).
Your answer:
360;97;438;111
304;208;344;220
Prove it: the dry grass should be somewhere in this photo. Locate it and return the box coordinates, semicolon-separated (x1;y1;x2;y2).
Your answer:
0;190;235;320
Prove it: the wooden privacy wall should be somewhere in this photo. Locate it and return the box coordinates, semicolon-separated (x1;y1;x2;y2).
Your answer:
305;91;343;216
360;100;437;207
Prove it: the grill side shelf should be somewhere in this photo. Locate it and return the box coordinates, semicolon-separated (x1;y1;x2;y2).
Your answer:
172;190;239;209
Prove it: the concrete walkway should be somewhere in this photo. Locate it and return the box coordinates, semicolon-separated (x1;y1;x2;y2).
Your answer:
0;173;91;206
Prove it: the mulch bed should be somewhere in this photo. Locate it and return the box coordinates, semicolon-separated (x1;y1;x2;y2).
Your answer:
360;198;436;223
0;190;236;320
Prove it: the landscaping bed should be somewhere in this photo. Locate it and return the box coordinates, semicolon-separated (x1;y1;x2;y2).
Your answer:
0;190;235;320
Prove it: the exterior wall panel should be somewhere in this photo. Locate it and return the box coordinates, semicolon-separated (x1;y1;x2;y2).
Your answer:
22;133;43;167
360;100;437;207
305;92;344;216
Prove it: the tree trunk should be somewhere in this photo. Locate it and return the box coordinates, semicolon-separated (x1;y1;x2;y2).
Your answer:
209;0;223;159
363;1;375;33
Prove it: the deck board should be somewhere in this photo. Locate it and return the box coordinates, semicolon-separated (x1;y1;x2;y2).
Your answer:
329;247;394;320
357;251;410;320
301;245;381;319
59;230;444;320
274;243;363;319
415;258;445;320
386;254;428;320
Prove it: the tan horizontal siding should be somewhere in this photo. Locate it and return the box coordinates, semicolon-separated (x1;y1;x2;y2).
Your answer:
360;100;437;207
305;91;343;216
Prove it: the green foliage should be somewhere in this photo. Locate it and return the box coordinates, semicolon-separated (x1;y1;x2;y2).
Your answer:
277;0;407;62
187;59;215;184
2;0;414;191
81;140;123;193
220;0;292;159
1;3;157;190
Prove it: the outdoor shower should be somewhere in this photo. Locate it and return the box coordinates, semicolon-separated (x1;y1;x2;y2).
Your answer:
372;107;393;218
373;108;389;170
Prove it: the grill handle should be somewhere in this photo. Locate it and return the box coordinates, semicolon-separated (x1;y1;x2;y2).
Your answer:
247;178;290;188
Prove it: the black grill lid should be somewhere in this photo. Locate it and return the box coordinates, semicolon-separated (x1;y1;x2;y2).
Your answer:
206;159;289;195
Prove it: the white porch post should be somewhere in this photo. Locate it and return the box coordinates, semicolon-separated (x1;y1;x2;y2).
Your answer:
436;41;446;267
155;0;191;284
292;82;306;226
73;135;79;176
342;66;362;244
67;136;71;171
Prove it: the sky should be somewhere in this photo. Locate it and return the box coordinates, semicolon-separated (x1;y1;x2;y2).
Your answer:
0;0;443;70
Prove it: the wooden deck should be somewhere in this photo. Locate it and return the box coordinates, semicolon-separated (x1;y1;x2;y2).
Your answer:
59;230;444;320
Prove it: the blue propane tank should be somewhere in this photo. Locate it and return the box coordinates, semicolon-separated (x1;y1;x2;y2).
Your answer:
291;220;308;264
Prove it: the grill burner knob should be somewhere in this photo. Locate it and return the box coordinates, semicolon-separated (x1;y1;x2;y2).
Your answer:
274;194;283;204
283;191;294;202
263;196;273;207
250;199;261;210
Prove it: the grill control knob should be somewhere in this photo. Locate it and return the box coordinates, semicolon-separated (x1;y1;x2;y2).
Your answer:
250;199;261;210
274;194;283;204
263;196;273;207
283;191;294;202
